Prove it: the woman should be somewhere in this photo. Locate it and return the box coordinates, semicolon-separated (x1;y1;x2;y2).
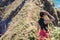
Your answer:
38;11;55;40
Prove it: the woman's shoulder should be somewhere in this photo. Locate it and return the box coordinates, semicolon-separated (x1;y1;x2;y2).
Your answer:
38;18;44;23
39;18;44;21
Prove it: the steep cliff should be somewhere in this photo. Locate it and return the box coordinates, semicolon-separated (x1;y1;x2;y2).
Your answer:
0;0;60;40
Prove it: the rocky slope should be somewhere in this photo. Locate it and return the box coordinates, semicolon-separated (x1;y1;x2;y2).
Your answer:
0;0;60;40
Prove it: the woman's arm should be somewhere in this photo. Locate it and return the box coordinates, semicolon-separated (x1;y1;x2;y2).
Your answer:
48;13;55;21
44;11;55;24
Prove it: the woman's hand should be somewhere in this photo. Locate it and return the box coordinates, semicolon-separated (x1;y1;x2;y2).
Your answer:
44;11;50;15
44;11;55;24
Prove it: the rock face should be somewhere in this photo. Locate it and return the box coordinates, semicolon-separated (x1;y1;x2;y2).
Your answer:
57;10;60;21
0;0;60;40
36;0;58;26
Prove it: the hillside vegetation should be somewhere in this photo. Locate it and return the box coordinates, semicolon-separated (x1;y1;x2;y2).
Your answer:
0;0;60;40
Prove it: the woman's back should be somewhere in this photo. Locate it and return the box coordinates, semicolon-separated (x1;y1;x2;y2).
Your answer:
38;18;48;31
